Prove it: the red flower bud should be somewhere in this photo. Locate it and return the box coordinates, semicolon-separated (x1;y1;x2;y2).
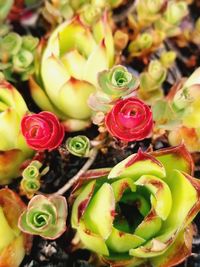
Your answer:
21;111;65;151
105;97;153;142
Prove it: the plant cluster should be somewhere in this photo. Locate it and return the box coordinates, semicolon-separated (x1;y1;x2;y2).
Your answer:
0;1;200;267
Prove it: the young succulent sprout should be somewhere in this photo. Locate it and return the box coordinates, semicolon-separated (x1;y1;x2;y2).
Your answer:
71;144;200;267
18;195;67;240
154;1;188;37
88;65;139;118
128;32;153;57
66;135;91;157
70;0;124;10
0;188;32;267
20;160;49;199
0;80;33;185
138;59;167;103
0;32;39;81
29;12;114;132
166;67;200;152
136;0;165;27
98;65;139;99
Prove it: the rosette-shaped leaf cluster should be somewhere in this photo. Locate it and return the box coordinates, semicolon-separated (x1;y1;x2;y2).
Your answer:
71;145;200;267
18;195;67;239
70;0;124;10
30;13;114;131
166;68;200;152
128;32;154;58
89;65;139;113
135;0;165;27
42;0;124;26
21;111;65;151
0;80;33;184
0;188;32;267
99;65;139;99
138;60;167;103
0;32;39;81
105;97;153;142
154;1;188;37
20;160;49;199
66;135;91;157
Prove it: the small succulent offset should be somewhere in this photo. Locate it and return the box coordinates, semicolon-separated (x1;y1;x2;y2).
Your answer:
66;135;91;157
152;67;200;152
135;0;165;27
138;51;176;103
0;188;32;267
18;195;67;239
128;32;153;58
88;65;139;113
138;60;166;103
0;32;39;81
98;65;139;99
71;145;200;267
20;160;49;199
0;80;33;184
168;68;200;152
154;1;188;37
30;13;114;131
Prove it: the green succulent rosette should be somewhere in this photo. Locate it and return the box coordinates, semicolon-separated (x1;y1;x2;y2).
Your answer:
0;32;39;81
30;13;114;131
0;80;33;184
18;195;67;239
165;67;200;152
98;65;139;98
20;160;49;198
70;0;124;10
128;32;153;57
136;0;165;26
154;1;188;37
66;135;91;157
138;60;167;103
71;145;200;267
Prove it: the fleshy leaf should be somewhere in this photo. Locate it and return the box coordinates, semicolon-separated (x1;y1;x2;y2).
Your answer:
83;183;115;239
106;227;145;253
108;150;166;180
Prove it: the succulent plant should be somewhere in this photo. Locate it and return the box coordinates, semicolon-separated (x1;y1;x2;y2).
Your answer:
30;13;114;131
0;188;32;267
0;32;39;81
138;60;167;103
154;1;188;37
136;0;165;27
0;79;33;184
66;135;91;157
167;68;200;152
128;32;153;57
88;65;139;113
20;160;49;199
0;0;13;21
18;195;67;239
71;145;200;267
98;65;139;99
